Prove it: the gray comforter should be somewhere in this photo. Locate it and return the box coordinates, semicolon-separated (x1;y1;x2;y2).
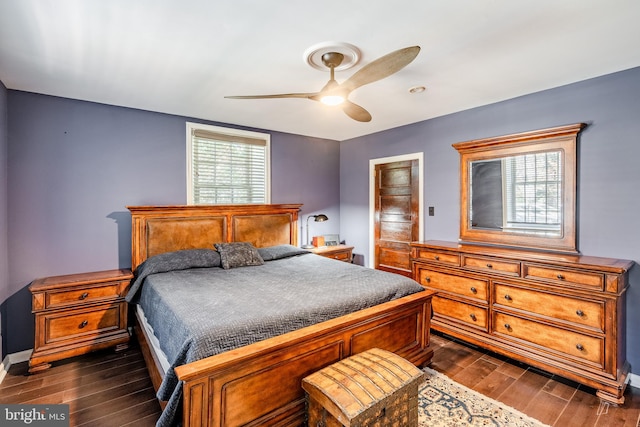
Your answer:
129;246;425;426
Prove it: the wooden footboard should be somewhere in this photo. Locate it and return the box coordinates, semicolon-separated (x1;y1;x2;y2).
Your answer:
172;290;434;427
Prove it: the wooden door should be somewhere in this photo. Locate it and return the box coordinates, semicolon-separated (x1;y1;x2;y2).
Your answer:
374;159;419;277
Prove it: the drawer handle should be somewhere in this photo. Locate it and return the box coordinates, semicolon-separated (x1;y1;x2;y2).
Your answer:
486;263;493;268
470;287;477;294
79;292;89;300
424;276;431;283
469;314;477;321
79;320;88;329
504;323;511;331
576;344;584;351
434;255;440;261
576;310;585;317
557;274;565;280
504;294;512;301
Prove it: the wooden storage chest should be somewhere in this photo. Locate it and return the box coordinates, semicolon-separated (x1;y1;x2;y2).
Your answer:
302;348;424;427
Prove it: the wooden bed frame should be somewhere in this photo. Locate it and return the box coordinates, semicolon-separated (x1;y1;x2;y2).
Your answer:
127;204;434;427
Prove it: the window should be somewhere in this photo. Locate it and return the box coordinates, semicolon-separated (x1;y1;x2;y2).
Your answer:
504;151;562;232
186;123;270;204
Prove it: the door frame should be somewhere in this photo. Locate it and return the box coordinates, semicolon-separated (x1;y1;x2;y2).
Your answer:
369;152;424;268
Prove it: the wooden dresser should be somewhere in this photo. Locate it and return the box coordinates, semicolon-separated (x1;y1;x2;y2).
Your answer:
310;244;354;262
29;269;133;373
411;240;632;404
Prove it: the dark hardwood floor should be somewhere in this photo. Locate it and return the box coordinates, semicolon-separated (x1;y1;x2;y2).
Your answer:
1;333;638;426
0;342;161;426
429;332;640;427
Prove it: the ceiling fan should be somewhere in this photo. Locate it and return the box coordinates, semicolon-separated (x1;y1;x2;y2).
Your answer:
225;45;421;122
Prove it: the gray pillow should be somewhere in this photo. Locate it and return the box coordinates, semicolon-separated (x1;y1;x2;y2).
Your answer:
214;242;265;269
258;244;311;261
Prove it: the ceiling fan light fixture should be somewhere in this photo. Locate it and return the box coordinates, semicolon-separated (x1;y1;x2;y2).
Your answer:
226;45;420;123
320;94;345;106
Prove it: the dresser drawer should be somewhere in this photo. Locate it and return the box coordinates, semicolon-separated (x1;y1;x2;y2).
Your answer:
462;255;520;277
417;268;488;301
44;282;125;310
413;248;460;267
39;304;125;346
523;263;604;290
433;296;488;331
493;283;604;331
493;312;603;366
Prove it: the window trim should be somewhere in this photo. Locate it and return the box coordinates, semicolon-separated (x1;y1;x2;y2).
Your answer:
186;122;271;205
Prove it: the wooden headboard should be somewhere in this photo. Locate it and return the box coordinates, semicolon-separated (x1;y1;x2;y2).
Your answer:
127;204;302;270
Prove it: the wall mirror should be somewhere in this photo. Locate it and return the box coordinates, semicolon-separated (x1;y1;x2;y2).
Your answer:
453;123;585;253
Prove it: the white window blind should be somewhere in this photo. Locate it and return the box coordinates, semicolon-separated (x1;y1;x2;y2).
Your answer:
504;151;561;231
187;123;270;204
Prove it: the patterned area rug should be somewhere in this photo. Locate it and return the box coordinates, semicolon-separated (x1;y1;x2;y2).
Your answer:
419;367;551;426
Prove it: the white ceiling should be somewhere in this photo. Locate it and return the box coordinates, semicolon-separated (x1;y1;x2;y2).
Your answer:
1;1;639;141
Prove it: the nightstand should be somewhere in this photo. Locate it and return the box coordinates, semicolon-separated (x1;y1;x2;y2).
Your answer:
310;245;354;262
28;268;133;373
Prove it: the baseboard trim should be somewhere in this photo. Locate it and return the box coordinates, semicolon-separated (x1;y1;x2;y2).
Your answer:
629;372;639;391
0;349;33;384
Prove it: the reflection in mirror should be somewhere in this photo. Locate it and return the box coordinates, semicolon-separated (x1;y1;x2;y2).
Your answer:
454;123;585;253
470;150;562;236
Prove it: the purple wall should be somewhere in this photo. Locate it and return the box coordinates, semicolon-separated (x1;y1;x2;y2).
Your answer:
339;66;640;375
2;92;340;355
0;80;8;354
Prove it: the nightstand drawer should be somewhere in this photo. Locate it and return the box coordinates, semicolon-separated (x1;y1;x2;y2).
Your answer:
326;250;351;261
44;282;124;310
41;304;124;345
311;245;354;263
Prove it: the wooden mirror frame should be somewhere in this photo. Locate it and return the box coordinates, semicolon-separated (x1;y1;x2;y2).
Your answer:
453;123;585;253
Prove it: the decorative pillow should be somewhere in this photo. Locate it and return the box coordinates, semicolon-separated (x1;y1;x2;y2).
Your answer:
258;244;311;261
214;242;265;269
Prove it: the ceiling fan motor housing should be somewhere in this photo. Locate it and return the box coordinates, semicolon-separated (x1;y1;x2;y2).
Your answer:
321;52;345;69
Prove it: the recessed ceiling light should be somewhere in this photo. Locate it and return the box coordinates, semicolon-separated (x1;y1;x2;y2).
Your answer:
409;86;426;94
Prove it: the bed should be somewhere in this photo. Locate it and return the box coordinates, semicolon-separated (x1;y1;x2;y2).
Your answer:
127;204;434;427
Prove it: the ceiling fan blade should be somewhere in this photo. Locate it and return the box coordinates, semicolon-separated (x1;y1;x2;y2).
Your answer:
225;92;319;100
342;101;372;122
340;46;420;93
